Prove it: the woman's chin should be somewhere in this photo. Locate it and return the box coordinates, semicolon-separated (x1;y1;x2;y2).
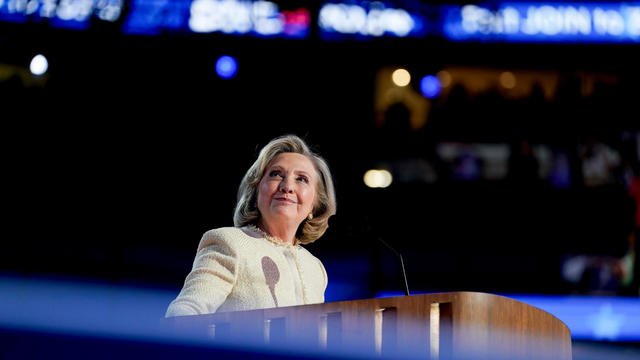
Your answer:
267;209;300;222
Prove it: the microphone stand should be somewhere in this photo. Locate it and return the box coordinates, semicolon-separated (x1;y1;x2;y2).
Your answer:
377;237;410;296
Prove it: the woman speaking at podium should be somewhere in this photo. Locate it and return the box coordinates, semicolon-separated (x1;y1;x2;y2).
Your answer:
166;135;336;316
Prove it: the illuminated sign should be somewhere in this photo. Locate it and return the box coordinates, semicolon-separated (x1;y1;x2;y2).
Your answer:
0;0;123;29
121;0;191;35
318;1;424;38
4;0;640;43
122;0;310;37
188;0;309;37
442;2;640;42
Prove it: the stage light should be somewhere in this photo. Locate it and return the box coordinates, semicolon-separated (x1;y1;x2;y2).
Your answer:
436;70;452;88
420;75;441;98
30;54;48;76
215;55;238;79
364;169;393;188
391;68;411;87
499;71;516;89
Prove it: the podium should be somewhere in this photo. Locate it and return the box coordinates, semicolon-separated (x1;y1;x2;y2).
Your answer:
166;292;571;359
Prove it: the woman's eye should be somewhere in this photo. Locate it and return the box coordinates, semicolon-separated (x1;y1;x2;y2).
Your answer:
269;170;281;177
297;176;309;183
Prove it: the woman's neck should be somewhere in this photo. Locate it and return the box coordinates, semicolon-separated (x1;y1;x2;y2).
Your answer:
257;218;297;245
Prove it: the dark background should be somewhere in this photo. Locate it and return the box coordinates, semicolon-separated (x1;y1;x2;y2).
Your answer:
2;2;639;304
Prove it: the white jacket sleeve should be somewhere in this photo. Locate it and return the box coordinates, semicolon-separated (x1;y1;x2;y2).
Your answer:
165;230;238;317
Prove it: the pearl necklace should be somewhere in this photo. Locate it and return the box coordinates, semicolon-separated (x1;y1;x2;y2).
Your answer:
248;224;299;248
248;225;309;304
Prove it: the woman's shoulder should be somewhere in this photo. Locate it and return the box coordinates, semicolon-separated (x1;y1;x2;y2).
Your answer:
197;226;254;251
297;245;323;265
203;226;246;238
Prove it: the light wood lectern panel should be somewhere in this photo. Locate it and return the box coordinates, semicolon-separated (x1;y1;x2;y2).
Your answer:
167;292;571;360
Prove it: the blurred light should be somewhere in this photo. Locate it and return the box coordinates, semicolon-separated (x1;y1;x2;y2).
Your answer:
29;55;48;76
0;0;123;29
123;0;193;35
281;8;311;37
189;0;253;33
318;2;416;37
420;75;441;98
391;68;411;87
436;70;452;88
0;275;178;341
443;3;640;43
251;1;283;35
499;71;516;89
96;0;124;22
55;0;93;21
215;55;238;79
364;169;393;188
187;0;307;37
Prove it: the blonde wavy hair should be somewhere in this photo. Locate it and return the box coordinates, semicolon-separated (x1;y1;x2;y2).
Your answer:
233;135;337;244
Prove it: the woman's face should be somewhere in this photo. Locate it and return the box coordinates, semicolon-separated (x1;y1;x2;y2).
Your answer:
257;152;318;229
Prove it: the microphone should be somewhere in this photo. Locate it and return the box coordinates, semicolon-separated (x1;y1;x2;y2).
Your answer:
377;236;411;296
328;214;411;296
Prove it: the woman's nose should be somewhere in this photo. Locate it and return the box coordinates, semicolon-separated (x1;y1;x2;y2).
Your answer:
279;178;294;193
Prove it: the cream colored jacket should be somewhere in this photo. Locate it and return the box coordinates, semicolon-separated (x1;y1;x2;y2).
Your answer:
165;226;327;317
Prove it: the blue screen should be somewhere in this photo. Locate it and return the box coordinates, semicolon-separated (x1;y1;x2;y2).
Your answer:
441;2;640;43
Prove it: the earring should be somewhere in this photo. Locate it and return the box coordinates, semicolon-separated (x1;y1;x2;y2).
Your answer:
307;213;313;220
